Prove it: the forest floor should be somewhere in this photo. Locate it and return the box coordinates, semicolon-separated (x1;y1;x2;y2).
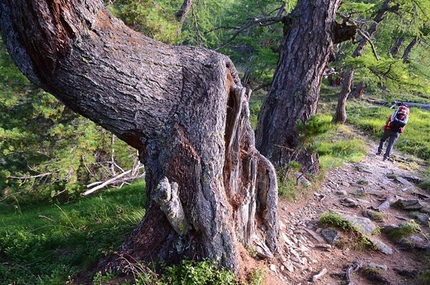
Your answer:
257;136;430;285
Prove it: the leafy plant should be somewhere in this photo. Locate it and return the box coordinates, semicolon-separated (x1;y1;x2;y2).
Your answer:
160;259;238;285
385;220;421;240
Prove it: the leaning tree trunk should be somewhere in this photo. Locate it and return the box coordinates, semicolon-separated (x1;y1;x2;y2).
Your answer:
0;0;279;275
255;0;346;174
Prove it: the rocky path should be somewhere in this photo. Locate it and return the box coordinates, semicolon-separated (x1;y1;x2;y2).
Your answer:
265;141;429;285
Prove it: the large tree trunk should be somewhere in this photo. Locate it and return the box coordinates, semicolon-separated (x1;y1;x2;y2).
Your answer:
255;0;344;174
0;0;279;276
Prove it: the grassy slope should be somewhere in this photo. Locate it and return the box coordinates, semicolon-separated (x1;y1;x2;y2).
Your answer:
0;181;146;284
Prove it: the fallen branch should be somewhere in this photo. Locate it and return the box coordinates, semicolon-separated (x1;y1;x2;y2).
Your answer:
83;166;145;196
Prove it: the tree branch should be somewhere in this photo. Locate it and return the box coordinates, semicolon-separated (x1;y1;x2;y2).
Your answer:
83;166;145;196
212;17;283;51
356;29;380;60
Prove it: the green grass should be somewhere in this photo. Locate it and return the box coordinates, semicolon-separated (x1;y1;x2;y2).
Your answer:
346;101;430;160
0;180;146;284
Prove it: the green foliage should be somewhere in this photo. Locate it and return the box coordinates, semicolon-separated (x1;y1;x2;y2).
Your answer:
109;0;182;43
160;259;238;285
330;0;430;98
320;211;354;231
319;210;380;250
314;115;368;169
210;0;289;89
346;101;430;160
0;181;146;284
0;40;139;204
419;167;430;191
277;162;302;200
385;220;421;240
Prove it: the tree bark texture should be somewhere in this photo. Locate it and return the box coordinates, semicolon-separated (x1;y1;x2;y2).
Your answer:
255;0;343;174
0;0;279;274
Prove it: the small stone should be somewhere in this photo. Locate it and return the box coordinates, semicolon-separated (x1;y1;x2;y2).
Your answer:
336;190;348;196
312;268;328;282
393;199;423;211
283;261;295;272
368;237;393;255
321;228;340;244
368;262;388;271
269;264;277;273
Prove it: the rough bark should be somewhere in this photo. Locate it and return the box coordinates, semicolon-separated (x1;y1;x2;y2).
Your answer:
333;0;398;124
255;0;343;174
0;0;279;275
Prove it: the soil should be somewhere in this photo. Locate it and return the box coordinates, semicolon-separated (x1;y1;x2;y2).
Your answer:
257;139;430;285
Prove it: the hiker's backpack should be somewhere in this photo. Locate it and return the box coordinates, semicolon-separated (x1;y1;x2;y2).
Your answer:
389;105;409;132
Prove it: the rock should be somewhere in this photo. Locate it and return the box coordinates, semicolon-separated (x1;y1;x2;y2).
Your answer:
269;264;277;273
395;176;414;191
302;228;325;243
378;196;397;211
294;173;312;187
401;175;423;184
354;163;373;173
412;192;430;200
356;198;371;204
397;235;430;250
393;268;419;278
340;197;359;207
367;237;393;255
283;261;295;272
380;224;400;234
344;215;377;235
321;228;340;244
392;199;423;211
281;232;295;246
312;268;328;282
336;190;348;196
363;209;385;222
409;212;429;226
368;262;388;272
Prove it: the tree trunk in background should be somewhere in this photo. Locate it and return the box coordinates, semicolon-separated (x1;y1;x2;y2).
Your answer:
333;0;397;124
255;0;344;174
332;70;354;123
390;37;404;57
351;81;367;99
402;37;418;63
0;0;279;276
175;0;193;32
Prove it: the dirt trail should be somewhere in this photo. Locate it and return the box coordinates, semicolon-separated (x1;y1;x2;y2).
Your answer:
263;139;429;285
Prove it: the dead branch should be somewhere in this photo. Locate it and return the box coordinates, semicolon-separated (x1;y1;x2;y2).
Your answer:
83;166;145;196
212;16;283;51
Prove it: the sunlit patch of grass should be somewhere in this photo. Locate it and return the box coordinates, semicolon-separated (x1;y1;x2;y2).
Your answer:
0;180;146;284
316;120;368;172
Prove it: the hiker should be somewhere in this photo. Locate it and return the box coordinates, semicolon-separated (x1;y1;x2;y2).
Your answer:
377;103;409;161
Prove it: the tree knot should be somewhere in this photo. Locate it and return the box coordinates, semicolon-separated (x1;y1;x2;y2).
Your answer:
153;177;190;236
